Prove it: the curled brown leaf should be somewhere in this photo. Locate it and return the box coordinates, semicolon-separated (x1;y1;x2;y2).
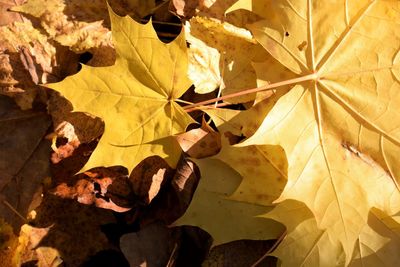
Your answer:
176;118;221;158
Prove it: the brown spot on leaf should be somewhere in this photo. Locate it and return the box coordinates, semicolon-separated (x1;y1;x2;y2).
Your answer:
297;41;308;51
224;131;245;145
176;117;221;158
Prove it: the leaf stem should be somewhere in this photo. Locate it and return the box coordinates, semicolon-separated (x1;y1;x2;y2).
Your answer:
183;73;317;110
251;230;287;267
185;101;231;113
175;99;194;105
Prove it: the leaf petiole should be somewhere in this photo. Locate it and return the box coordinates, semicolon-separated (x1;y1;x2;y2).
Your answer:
183;73;318;111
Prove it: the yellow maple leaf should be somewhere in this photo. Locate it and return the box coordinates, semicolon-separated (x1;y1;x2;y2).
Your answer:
175;158;285;245
180;0;400;265
47;8;194;172
176;102;288;244
233;0;400;265
207;105;288;206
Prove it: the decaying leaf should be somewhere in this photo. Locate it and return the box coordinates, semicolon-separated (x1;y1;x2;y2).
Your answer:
176;118;221;158
11;0;155;52
120;222;212;267
129;156;174;205
15;194;116;266
53;166;133;212
0;95;51;230
47;7;194;173
203;239;277;267
0;1;80;109
0;0;24;26
120;222;179;267
53;155;200;225
0;218;18;267
47;92;105;164
0;20;53;109
16;224;63;267
141;156;201;225
169;0;200;18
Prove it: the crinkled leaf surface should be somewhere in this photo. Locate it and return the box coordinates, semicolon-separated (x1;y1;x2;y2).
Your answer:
12;0;155;52
47;9;193;172
186;16;269;103
11;0;110;52
233;0;400;265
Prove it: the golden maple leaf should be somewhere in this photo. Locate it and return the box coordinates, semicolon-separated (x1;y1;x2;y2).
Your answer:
241;0;400;265
47;8;194;172
180;1;400;265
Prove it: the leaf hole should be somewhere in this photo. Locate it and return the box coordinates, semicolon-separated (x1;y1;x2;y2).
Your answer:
93;182;101;192
285;31;290;37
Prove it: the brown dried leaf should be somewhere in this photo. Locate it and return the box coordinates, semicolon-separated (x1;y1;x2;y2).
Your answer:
15;194;116;266
0;218;18;266
176;119;221;158
141;157;200;225
52;167;133;213
168;0;240;20
52;156;176;212
169;0;200;18
0;0;24;26
12;0;155;52
0;2;80;109
16;224;63;267
129;156;174;205
0;95;51;230
47;92;104;163
203;240;277;267
120;222;180;267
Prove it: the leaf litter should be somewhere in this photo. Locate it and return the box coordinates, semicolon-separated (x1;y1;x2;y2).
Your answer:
2;0;400;266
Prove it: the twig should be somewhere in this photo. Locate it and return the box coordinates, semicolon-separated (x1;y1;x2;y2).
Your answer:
2;199;27;223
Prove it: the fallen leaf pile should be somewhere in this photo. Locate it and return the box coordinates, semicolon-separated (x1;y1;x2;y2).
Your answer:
1;0;400;266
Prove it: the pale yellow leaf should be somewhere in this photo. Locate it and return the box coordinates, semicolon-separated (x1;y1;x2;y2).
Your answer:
267;200;346;267
236;1;400;264
186;16;269;103
175;158;285;245
349;209;400;267
206;103;288;206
